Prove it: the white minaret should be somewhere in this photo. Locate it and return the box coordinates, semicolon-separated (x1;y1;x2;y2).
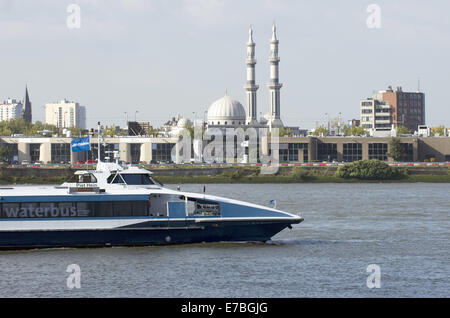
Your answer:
245;26;259;125
267;23;283;128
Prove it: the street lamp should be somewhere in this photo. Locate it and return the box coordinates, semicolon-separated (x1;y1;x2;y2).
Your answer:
338;112;342;135
135;111;139;122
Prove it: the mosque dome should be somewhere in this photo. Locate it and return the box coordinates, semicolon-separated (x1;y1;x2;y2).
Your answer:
259;113;270;125
207;93;246;125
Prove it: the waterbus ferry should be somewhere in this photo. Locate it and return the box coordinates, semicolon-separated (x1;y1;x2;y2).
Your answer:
0;161;303;249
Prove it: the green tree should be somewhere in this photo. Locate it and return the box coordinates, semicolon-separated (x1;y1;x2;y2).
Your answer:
431;125;445;136
0;118;60;136
184;124;194;138
103;125;119;137
397;126;412;134
386;137;404;161
67;127;83;137
312;126;329;136
342;125;366;136
0;146;10;162
277;128;292;137
336;159;395;180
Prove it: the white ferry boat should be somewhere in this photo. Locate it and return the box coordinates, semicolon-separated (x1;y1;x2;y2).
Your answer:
0;161;303;249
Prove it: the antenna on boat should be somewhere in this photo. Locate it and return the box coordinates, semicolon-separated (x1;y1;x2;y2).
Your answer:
97;121;101;164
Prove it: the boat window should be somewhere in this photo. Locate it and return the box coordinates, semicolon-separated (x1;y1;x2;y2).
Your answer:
0;201;150;218
132;201;148;216
113;201;132;217
186;199;221;216
80;174;97;183
107;174;125;184
96;202;113;217
107;173;155;185
66;173;97;183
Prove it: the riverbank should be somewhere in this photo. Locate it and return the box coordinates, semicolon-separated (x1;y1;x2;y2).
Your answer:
0;165;449;184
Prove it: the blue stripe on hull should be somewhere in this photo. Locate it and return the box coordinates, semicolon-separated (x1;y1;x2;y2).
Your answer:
0;222;293;249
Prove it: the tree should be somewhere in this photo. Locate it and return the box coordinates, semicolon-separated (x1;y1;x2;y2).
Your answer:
67;127;83;137
184;124;194;138
397;126;412;134
0;146;10;162
386;137;404;161
103;125;119;137
279;128;292;137
336;159;395;180
431;125;445;136
342;125;366;136
311;126;329;136
0;118;60;136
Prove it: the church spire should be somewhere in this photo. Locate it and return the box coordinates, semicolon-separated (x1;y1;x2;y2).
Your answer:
23;85;32;123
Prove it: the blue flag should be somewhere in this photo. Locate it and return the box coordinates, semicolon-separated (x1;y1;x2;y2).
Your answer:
71;136;91;152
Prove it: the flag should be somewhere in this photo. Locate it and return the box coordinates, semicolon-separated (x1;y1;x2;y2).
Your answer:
71;136;91;152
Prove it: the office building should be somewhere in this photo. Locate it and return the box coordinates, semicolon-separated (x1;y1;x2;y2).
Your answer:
45;99;86;129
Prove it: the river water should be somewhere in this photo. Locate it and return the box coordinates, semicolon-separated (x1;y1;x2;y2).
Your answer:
0;183;448;298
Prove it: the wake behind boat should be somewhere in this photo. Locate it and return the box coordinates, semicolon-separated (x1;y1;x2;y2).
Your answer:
0;161;303;249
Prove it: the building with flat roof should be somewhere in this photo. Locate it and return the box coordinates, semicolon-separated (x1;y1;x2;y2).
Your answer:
381;86;425;132
1;134;450;165
360;86;425;134
45;99;86;129
0;99;23;122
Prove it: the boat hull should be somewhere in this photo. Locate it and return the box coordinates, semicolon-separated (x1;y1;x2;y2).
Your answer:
0;219;301;249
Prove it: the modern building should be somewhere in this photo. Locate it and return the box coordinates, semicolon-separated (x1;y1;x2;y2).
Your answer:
263;136;450;163
360;86;425;134
382;86;425;131
1;135;450;164
360;98;392;132
0;136;179;164
0;99;23;122
45;99;86;129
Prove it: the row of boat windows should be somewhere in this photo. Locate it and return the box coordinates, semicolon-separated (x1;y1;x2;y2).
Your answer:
0;201;151;219
70;173;158;185
0;201;222;219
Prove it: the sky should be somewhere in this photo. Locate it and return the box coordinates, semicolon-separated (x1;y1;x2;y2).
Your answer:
1;0;449;129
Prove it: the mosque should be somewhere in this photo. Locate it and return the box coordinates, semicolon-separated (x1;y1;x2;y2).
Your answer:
206;24;284;131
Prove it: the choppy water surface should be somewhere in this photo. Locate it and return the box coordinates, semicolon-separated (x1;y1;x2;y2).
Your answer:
0;183;448;297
